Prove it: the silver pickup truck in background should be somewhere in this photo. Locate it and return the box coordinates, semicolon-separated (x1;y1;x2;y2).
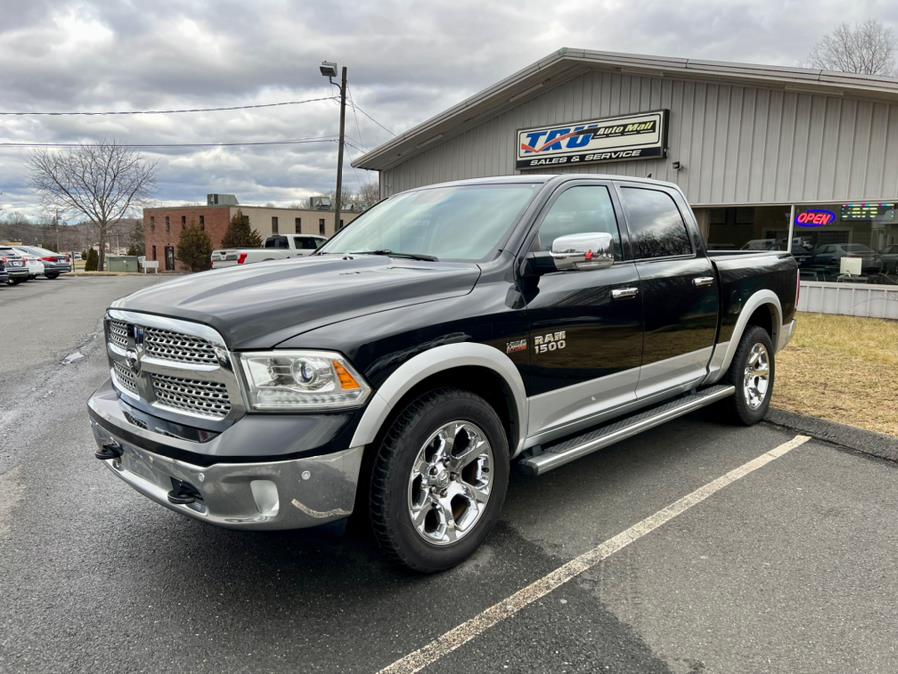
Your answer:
211;234;326;269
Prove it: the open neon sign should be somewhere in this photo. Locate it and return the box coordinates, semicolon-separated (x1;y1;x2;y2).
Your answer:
795;209;836;228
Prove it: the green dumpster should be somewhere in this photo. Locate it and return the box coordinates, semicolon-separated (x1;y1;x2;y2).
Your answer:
105;255;140;273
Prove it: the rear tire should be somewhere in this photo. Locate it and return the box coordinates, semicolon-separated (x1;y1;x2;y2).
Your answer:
721;325;775;425
10;278;23;285
45;272;59;280
369;388;509;573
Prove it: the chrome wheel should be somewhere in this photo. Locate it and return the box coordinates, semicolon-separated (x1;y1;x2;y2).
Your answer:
407;421;494;546
742;343;770;409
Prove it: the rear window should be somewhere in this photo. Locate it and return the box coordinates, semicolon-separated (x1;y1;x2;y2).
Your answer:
20;246;50;256
620;187;693;259
294;236;321;250
264;235;289;249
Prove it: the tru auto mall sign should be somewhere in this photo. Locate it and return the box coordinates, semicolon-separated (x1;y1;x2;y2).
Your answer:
516;110;669;169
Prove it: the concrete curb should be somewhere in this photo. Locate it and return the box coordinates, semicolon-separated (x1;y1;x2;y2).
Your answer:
766;408;898;463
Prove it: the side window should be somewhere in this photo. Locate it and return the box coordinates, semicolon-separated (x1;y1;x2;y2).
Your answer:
620;187;693;259
294;236;317;250
534;185;622;259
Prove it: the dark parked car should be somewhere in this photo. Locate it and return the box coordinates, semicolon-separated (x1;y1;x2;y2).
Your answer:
811;242;880;273
14;246;72;279
89;174;798;572
880;244;898;275
0;257;8;286
1;253;29;285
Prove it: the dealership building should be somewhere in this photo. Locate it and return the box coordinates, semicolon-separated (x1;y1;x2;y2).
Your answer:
355;49;898;318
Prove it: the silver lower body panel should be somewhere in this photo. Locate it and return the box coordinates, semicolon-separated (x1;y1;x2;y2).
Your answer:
91;422;363;530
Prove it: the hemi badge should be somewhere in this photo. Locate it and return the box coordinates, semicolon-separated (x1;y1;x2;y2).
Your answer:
506;339;528;354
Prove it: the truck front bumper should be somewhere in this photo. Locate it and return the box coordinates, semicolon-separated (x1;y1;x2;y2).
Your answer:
89;386;364;531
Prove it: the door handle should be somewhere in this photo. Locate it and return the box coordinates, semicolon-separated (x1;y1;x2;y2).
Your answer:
693;276;715;288
611;287;639;300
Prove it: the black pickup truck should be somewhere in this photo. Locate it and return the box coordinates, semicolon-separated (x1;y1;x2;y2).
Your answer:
89;175;798;572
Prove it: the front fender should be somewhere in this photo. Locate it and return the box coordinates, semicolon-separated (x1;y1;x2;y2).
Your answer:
348;342;529;456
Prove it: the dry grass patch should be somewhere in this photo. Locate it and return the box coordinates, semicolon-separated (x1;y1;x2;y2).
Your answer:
774;312;898;437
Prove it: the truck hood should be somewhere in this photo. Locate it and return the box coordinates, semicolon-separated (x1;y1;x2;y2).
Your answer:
113;255;481;349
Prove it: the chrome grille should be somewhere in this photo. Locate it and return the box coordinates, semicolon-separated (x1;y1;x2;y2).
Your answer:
112;361;139;396
144;327;218;364
108;320;129;349
151;373;232;418
105;311;240;424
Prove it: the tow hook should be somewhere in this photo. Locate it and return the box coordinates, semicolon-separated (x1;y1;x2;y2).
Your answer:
167;479;203;505
95;442;123;461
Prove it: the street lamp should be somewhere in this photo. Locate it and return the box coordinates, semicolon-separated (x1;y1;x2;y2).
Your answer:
320;60;347;233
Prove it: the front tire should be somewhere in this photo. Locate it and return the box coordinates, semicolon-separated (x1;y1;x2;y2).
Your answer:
369;388;509;573
45;272;59;279
721;325;775;425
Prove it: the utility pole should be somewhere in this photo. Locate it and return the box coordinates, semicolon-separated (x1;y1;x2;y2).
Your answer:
320;61;347;235
334;66;347;235
54;208;60;251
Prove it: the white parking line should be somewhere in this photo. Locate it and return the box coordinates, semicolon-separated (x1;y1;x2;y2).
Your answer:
379;434;811;674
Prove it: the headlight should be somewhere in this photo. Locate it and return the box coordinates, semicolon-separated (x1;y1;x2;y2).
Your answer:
239;350;370;411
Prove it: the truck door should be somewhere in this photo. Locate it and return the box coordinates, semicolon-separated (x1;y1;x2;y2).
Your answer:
616;183;719;399
522;181;644;440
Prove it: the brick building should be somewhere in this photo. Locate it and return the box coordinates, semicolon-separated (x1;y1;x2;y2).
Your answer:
144;194;359;272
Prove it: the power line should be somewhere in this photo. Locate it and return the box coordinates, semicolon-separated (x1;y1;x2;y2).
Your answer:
345;100;395;137
346;87;369;152
343;139;371;155
0;137;338;149
0;96;337;116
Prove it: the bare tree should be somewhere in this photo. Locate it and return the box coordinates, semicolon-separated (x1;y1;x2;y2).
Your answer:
29;142;156;270
329;181;381;212
808;20;896;76
355;181;381;210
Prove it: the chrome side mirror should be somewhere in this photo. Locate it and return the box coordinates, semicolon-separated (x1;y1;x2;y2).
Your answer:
551;232;614;271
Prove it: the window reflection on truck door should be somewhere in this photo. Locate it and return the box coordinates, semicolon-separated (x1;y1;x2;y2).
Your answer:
618;185;719;398
523;183;644;437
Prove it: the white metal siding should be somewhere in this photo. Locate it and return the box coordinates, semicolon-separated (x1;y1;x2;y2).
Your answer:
799;281;898;319
380;70;898;206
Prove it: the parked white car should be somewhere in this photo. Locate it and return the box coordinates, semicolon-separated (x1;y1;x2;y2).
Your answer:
211;234;326;269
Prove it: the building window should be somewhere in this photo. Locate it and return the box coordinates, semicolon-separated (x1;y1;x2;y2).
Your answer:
165;216;170;233
319;218;326;235
152;245;157;260
339;219;344;229
272;216;279;234
199;214;205;229
795;201;898;284
181;215;186;226
295;217;302;233
149;216;155;232
703;206;789;253
164;245;175;271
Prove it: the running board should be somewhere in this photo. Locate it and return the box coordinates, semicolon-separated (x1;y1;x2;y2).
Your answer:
518;384;736;476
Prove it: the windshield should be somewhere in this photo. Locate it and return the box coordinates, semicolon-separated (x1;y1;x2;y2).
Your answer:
318;183;540;261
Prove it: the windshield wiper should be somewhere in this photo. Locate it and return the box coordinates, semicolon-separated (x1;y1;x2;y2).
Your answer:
349;249;438;261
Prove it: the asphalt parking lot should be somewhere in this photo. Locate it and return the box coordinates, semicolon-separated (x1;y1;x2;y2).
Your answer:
2;275;898;673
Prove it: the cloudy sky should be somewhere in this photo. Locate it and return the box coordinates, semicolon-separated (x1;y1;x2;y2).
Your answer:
1;0;896;221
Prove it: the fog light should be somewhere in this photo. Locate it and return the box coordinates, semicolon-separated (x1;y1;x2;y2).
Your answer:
250;480;279;517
